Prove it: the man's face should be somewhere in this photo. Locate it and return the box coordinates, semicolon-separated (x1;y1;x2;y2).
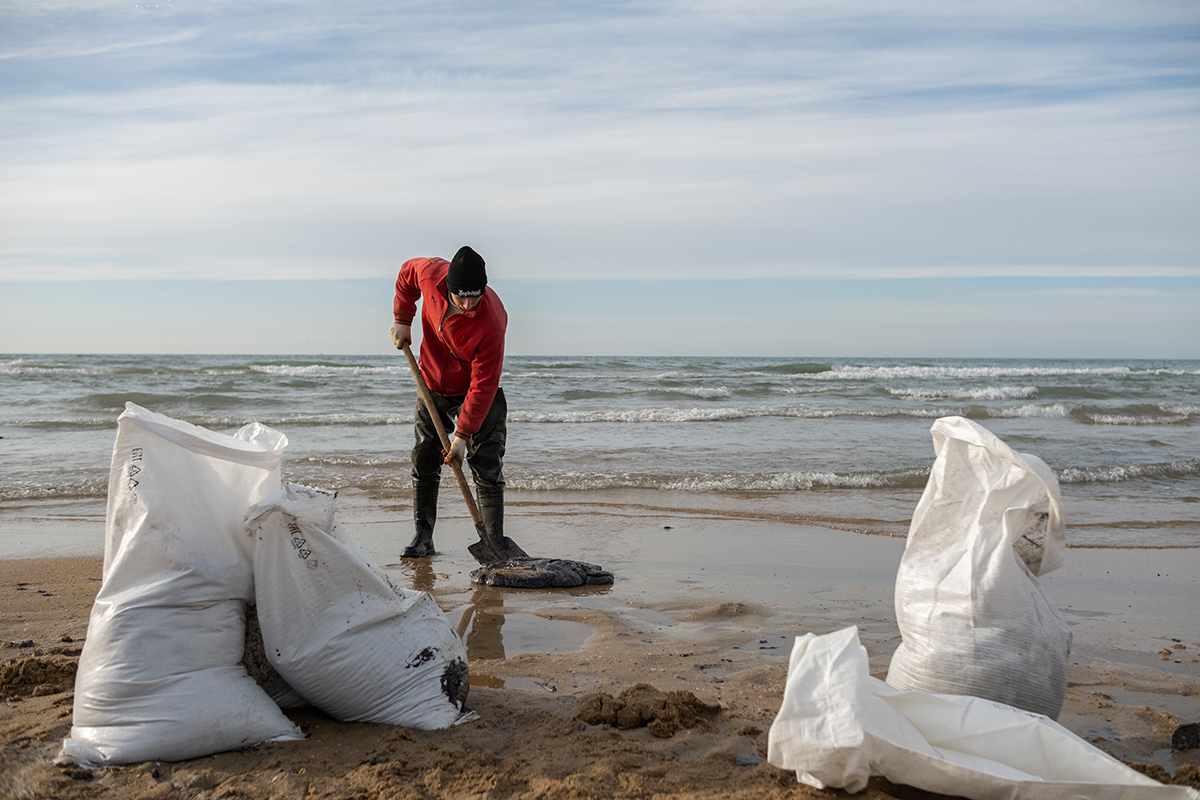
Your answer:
450;292;482;312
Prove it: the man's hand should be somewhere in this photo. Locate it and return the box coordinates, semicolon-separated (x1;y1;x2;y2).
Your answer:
390;322;411;349
444;435;467;466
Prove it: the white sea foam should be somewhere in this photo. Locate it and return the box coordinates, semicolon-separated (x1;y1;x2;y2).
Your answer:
0;363;107;376
507;405;974;423
1161;404;1200;416
990;403;1073;419
664;386;733;399
1087;412;1190;426
1057;460;1200;484
506;468;930;493
5;355;1198;546
508;408;754;424
503;371;580;379
249;364;402;377
814;365;1182;381
887;385;1039;401
661;471;921;492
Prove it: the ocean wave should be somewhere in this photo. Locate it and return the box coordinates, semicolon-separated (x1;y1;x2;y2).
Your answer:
652;386;733;399
10;412;414;431
17;400;1189;430
1056;459;1200;484
7;458;1196;502
888;386;1039;401
508;408;756;423
758;362;835;375
506;368;831;381
0;361;118;377
499;363;1196;384
249;363;404;377
512;360;595;369
554;386;737;401
986;403;1074;419
291;455;408;468
511;406;963;423
235;413;413;427
510;402;1194;426
1;359;252;378
505;468;931;492
504;371;574;379
1163;404;1200;415
0;477;109;502
816;364;1193;381
1086;413;1192;426
13;417;119;430
78;391;247;411
1078;403;1197;426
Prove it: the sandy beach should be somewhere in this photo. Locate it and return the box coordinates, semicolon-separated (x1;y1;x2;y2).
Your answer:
2;490;1199;799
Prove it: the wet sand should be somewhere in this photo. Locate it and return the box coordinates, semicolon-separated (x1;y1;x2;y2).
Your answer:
1;491;1199;798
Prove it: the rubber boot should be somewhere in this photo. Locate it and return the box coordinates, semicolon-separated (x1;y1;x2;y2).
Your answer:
476;485;505;547
403;480;438;558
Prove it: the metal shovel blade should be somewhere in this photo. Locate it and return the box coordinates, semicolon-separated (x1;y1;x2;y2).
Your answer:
468;525;530;564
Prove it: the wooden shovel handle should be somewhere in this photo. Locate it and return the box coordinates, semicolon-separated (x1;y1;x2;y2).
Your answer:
401;343;489;536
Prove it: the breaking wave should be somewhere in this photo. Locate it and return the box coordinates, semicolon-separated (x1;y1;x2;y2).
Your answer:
505;468;932;492
888;386;1039;401
1056;460;1200;484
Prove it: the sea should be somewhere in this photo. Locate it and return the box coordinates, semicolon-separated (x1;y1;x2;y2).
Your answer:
1;354;1198;550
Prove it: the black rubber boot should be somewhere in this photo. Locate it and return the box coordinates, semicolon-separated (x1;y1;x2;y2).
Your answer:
476;485;505;545
403;479;438;558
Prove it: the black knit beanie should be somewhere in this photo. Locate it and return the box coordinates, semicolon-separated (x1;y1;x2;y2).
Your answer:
446;246;487;297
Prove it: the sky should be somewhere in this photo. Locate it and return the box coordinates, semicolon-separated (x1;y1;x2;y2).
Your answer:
1;1;1198;357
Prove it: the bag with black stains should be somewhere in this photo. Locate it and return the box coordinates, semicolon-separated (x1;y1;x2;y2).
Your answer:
247;484;474;729
886;416;1072;719
60;404;303;767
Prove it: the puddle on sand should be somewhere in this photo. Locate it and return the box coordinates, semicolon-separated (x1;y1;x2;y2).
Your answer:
456;608;593;661
698;663;735;682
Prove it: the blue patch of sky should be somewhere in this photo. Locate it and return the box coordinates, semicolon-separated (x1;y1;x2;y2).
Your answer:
7;3;1195;105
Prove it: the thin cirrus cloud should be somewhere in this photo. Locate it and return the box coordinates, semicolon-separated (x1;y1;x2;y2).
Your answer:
0;0;1197;284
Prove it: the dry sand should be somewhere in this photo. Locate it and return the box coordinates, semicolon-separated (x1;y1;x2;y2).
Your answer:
1;494;1199;799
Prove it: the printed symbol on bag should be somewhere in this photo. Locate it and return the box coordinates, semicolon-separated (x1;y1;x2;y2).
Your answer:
127;448;144;494
307;559;318;570
290;535;312;560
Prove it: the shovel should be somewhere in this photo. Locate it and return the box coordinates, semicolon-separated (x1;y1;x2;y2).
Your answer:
401;342;529;564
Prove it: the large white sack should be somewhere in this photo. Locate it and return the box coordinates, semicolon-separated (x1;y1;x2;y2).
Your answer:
247;484;473;729
60;403;302;767
886;416;1072;718
768;626;1197;800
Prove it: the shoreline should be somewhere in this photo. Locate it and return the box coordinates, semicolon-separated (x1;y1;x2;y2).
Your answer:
2;494;1199;798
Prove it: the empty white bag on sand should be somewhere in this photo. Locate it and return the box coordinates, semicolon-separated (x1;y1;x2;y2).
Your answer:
60;403;302;767
768;627;1197;800
886;416;1072;718
247;484;473;729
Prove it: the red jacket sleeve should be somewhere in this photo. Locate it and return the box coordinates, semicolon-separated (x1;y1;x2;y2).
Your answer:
393;258;425;324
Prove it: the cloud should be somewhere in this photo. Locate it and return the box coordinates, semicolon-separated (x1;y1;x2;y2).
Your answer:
1;0;1197;284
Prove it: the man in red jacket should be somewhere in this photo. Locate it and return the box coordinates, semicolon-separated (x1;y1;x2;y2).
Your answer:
390;246;508;558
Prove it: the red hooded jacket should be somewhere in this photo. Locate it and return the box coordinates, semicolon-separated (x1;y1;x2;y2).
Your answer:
394;257;507;439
